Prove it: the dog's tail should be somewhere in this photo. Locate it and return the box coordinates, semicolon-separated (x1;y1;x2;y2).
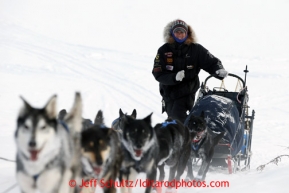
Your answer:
63;92;83;134
63;93;83;192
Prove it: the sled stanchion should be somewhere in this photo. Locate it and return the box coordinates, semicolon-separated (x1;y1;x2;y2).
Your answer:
243;65;249;87
246;109;255;168
227;155;233;174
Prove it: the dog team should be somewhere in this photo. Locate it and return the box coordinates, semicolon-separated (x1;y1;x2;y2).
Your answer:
15;92;224;193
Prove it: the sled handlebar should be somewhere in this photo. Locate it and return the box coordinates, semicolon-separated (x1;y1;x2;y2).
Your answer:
204;73;246;88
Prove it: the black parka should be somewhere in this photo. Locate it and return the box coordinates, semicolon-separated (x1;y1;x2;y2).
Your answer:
152;20;224;102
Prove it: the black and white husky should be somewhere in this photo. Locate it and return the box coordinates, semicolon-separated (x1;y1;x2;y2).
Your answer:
15;93;83;193
119;113;159;193
154;118;191;183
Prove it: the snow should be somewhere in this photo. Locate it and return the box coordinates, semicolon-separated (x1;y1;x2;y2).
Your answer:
1;0;289;192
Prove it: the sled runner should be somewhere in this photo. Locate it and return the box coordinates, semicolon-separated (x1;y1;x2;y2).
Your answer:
186;66;255;174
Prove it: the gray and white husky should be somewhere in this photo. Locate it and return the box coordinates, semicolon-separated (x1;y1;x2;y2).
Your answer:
15;93;83;193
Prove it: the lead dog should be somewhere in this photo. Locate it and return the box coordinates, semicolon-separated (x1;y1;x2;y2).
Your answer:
15;93;83;193
119;113;159;193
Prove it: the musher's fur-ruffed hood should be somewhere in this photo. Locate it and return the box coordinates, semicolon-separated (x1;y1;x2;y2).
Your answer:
163;20;197;44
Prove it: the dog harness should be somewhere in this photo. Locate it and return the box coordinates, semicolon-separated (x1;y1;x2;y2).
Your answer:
161;120;177;128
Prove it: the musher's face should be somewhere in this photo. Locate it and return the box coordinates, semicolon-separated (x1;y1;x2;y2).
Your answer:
173;30;186;40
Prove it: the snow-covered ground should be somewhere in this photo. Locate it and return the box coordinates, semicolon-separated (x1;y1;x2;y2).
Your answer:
1;0;289;192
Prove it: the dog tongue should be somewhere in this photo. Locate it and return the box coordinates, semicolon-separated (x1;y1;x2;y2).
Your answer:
193;135;201;143
134;149;142;157
30;150;38;161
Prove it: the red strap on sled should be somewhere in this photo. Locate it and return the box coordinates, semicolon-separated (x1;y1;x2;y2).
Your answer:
227;155;233;174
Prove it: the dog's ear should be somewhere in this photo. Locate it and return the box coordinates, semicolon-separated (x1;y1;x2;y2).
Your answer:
19;96;33;117
44;94;57;119
119;108;124;117
131;109;137;119
143;112;153;125
94;110;104;125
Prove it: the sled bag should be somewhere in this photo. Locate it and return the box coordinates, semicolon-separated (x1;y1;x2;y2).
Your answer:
186;95;244;156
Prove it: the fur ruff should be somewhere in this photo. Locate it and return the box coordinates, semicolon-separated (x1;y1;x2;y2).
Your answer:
163;19;197;44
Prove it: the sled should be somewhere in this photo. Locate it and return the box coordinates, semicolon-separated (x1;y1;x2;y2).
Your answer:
187;66;255;174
